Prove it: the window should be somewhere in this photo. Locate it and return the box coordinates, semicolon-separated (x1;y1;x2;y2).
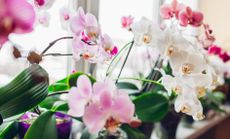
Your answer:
0;0;71;85
95;0;162;81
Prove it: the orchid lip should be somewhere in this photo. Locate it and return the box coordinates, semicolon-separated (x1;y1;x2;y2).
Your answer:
142;34;152;44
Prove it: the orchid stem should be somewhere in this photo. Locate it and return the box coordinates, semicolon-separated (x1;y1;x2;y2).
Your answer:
106;41;133;76
34;106;41;115
41;36;74;56
43;53;73;57
115;77;163;87
48;91;69;97
115;40;134;84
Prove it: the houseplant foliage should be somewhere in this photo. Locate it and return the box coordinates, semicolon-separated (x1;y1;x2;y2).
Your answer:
0;0;229;139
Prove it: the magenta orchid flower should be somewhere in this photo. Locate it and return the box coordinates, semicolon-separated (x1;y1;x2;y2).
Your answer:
219;52;230;63
179;6;203;27
208;45;222;55
207;45;230;63
160;0;185;19
121;16;134;29
68;75;135;134
34;0;55;10
0;0;36;48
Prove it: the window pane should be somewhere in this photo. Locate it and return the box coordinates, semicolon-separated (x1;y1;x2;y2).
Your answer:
0;0;70;84
97;0;158;82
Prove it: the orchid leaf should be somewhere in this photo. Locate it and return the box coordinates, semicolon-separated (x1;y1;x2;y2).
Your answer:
121;124;147;139
0;121;18;139
39;96;61;109
133;92;169;122
116;82;139;90
24;111;57;139
48;72;96;93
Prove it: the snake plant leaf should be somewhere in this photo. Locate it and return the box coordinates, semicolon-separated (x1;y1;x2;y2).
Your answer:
24;111;57;139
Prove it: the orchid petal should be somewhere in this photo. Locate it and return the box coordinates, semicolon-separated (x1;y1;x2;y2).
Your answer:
160;5;173;19
112;92;135;123
85;13;98;27
83;103;107;134
77;75;92;97
70;7;86;36
68;87;88;117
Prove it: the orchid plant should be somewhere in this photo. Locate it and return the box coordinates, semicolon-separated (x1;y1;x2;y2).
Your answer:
0;0;228;139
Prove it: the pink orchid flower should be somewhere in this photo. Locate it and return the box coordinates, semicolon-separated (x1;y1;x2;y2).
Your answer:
160;0;185;19
68;75;93;117
121;16;134;29
68;75;135;134
70;7;99;38
179;6;203;27
59;6;71;30
70;7;118;63
72;33;117;63
83;91;135;134
199;24;216;48
100;34;118;56
37;11;50;27
0;0;36;48
72;36;103;63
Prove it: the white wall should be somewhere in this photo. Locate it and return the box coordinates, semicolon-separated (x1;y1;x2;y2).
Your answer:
200;0;230;50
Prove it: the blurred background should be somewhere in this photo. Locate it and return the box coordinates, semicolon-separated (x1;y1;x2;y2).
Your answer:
1;0;230;138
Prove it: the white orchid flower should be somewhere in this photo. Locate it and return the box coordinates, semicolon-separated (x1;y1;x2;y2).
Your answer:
131;17;161;47
207;55;225;85
174;88;205;121
169;50;208;76
156;28;194;57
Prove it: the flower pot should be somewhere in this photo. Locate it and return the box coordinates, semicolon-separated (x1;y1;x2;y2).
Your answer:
97;129;127;139
18;112;72;139
156;111;181;139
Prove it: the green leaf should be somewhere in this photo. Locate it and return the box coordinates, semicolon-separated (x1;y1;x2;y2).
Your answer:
80;128;91;139
121;124;147;139
206;92;223;105
51;102;69;113
207;103;227;114
68;72;96;87
48;77;69;93
48;72;96;93
213;92;225;103
0;64;49;119
48;83;69;93
116;82;139;90
0;121;18;139
39;96;61;109
24;111;57;139
133;92;169;122
0;114;2;125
